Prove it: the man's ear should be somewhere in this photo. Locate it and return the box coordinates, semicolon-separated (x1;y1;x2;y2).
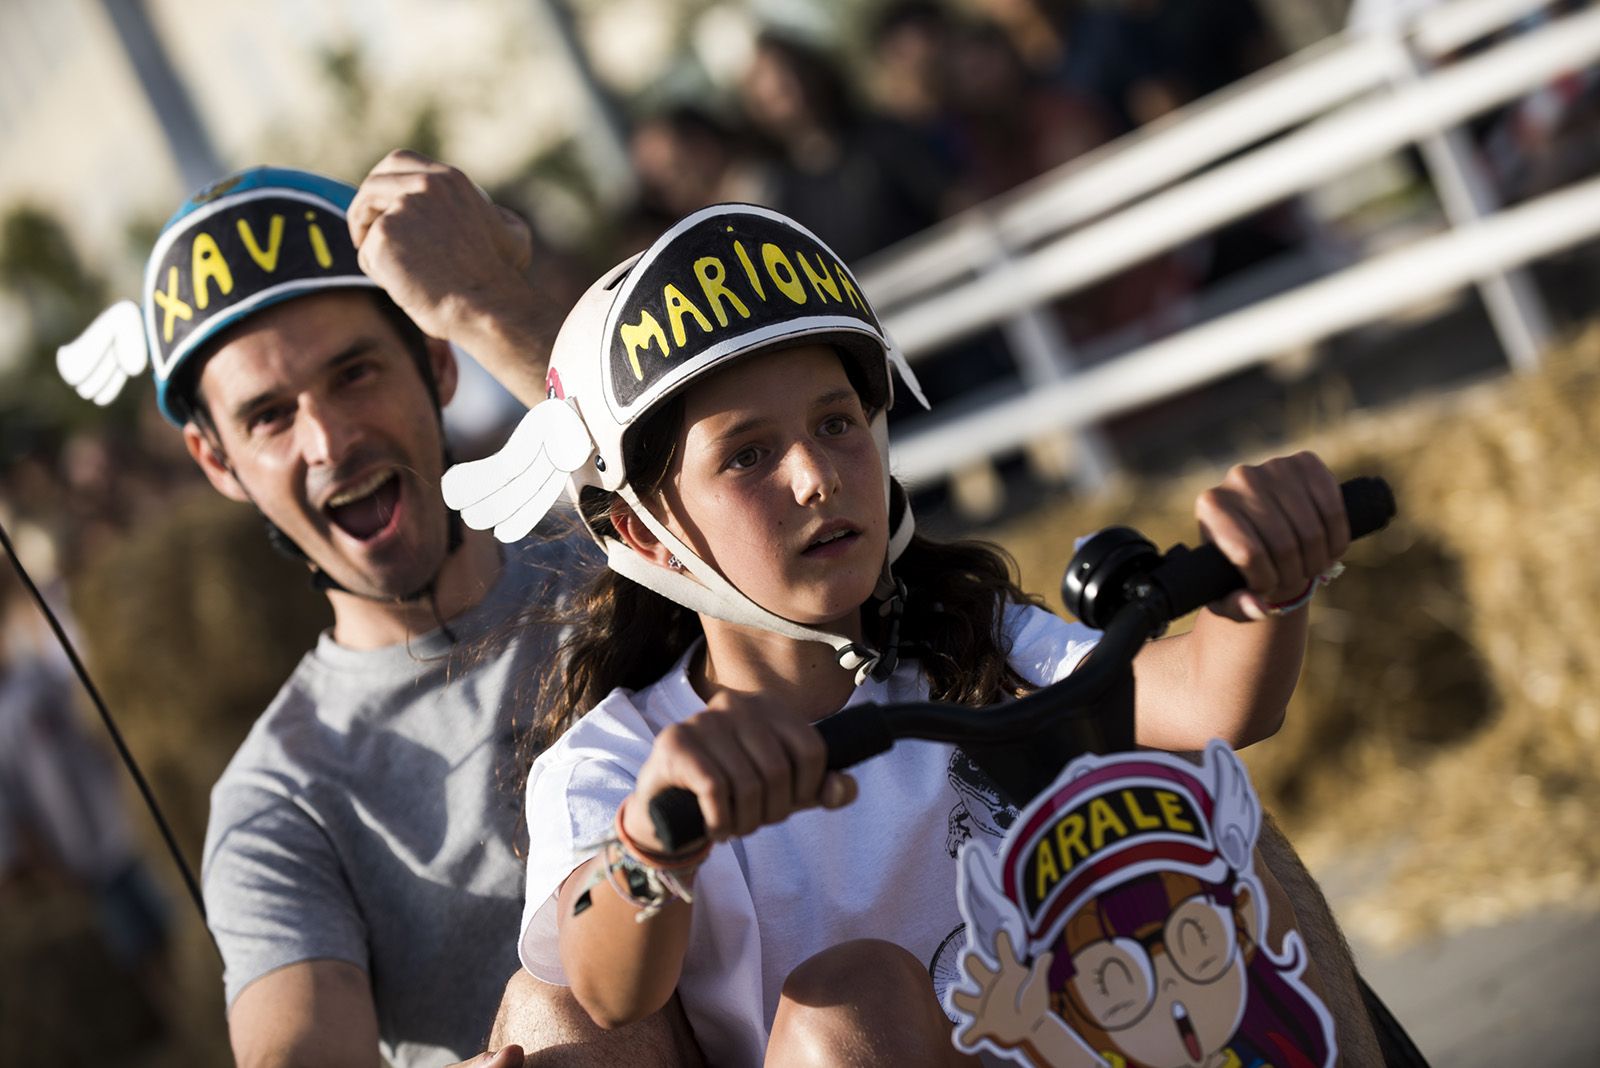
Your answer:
428;338;460;408
609;498;676;571
182;423;250;503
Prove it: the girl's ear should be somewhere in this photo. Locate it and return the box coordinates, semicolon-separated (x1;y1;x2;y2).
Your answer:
610;498;676;570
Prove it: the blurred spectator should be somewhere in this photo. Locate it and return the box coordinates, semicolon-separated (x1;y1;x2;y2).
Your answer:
0;561;172;994
866;1;965;175
1115;0;1283;124
622;104;762;247
942;19;1113;203
740;30;953;261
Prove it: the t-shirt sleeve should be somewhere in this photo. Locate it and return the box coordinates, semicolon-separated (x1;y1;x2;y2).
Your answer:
517;691;658;984
202;782;368;1007
1003;603;1101;687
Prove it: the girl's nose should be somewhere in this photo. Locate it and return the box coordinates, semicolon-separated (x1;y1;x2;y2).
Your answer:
788;440;841;505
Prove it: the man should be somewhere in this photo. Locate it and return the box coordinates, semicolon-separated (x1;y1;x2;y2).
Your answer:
59;152;696;1067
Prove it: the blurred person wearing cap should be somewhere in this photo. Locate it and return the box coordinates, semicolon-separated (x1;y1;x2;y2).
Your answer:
56;151;699;1068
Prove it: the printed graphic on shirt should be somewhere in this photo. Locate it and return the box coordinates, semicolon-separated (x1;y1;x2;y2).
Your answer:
931;749;1021;1019
946;740;1337;1068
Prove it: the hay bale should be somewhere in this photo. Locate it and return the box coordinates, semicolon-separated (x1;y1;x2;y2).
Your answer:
986;326;1600;947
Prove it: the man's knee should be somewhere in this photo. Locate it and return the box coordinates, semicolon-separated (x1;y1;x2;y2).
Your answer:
490;970;703;1067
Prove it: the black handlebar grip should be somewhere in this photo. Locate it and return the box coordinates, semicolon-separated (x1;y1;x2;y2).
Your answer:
647;786;705;855
644;705;895;855
815;703;894;771
1341;475;1396;541
1152;476;1396;620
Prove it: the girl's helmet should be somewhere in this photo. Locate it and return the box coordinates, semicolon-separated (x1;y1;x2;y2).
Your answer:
444;203;928;678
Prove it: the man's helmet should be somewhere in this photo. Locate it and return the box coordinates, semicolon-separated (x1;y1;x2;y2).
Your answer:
57;167;379;425
444;203;928;679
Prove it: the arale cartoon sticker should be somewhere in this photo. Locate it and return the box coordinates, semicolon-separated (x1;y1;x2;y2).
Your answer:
947;740;1336;1068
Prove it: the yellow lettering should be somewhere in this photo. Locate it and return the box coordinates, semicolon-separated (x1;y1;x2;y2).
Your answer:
693;257;750;328
796;250;841;303
1155;790;1195;833
1123;790;1161;831
762;243;806;305
1054;813;1088;867
833;260;865;311
662;284;713;347
733;238;765;300
1088;797;1128;850
152;265;194;342
189;232;234;311
237;214;285;272
617;311;671;381
1034;839;1060;903
305;210;332;269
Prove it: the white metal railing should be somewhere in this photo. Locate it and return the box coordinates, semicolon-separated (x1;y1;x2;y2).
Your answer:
866;0;1599;492
890;174;1600;485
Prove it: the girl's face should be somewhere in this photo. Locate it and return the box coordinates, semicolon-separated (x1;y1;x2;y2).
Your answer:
657;344;888;633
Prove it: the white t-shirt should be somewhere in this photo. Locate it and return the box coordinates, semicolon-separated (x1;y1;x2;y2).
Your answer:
519;603;1098;1065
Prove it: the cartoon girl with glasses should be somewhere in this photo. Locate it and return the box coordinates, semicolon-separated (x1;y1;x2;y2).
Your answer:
949;742;1337;1068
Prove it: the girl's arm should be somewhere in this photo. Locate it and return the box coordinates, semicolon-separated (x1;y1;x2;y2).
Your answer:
1131;451;1348;751
554;811;695;1028
556;700;856;1027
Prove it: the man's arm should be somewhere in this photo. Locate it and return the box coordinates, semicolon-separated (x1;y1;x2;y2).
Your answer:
347;150;553;407
228;960;381;1068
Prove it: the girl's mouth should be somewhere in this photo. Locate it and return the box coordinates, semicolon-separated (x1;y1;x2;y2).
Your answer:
802;526;860;557
325;470;402;542
1173;1000;1203;1063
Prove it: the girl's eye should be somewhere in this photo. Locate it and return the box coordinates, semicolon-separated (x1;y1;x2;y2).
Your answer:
818;414;852;436
727;446;763;470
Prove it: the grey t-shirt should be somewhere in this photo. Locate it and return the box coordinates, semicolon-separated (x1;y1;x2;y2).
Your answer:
201;539;582;1067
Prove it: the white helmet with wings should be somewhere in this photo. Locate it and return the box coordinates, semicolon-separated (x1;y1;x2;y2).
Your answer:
443;204;928;679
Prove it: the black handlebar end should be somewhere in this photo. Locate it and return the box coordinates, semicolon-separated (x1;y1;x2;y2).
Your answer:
1341;476;1397;540
647;787;706;855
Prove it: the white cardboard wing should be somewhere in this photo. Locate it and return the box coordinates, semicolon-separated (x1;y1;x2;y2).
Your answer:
55;301;147;406
441;398;594;543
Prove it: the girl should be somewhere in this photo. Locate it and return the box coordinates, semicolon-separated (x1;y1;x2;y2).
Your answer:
443;204;1349;1066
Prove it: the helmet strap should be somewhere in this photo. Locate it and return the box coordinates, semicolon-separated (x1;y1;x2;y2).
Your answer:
609;483;894;683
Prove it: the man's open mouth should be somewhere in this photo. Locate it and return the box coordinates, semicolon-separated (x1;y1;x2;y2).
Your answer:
325;470;401;541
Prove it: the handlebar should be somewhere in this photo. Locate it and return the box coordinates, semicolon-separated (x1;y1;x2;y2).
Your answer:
647;477;1396;853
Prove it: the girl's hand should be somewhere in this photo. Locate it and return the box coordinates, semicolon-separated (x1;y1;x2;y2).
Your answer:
1195;450;1349;622
624;694;858;851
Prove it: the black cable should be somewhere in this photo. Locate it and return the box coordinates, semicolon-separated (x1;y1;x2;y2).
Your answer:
0;516;215;948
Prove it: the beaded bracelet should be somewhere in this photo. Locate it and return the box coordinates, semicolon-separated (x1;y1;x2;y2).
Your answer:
1263;563;1345;617
571;801;711;922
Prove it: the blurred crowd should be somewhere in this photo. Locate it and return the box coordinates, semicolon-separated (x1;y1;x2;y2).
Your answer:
619;0;1283;264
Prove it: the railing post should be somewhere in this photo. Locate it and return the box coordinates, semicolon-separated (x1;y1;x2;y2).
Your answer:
1390;31;1554;372
978;220;1117;493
